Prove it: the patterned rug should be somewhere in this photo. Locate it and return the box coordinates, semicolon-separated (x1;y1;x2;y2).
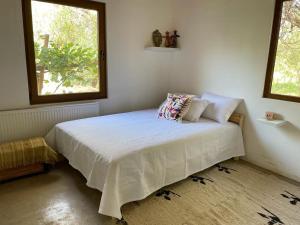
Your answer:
118;160;300;225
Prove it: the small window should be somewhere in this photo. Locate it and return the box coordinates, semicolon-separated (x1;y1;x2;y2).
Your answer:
264;0;300;103
22;0;107;104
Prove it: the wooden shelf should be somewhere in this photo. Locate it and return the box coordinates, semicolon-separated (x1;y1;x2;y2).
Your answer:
257;118;288;127
144;47;180;52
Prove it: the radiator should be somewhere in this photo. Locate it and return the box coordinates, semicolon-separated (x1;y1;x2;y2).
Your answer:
0;102;100;143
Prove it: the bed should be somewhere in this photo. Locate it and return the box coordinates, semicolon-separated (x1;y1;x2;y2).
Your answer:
45;109;245;219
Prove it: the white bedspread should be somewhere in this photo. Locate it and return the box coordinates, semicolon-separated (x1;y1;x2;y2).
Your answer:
45;109;245;219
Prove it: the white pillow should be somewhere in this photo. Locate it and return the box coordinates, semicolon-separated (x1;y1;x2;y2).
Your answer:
183;98;209;122
201;92;242;123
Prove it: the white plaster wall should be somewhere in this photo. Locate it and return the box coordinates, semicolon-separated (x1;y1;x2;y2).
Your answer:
172;0;300;181
0;0;175;113
99;0;175;115
0;0;29;109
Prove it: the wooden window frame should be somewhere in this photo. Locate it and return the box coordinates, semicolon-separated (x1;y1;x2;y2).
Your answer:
263;0;300;103
22;0;107;105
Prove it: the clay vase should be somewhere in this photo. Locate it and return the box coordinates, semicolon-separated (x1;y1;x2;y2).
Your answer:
170;30;180;48
152;29;163;47
164;31;171;48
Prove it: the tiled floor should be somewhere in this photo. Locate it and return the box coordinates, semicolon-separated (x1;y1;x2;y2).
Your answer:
0;163;114;225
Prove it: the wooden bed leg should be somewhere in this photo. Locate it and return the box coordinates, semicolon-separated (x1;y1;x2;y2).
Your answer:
233;157;240;161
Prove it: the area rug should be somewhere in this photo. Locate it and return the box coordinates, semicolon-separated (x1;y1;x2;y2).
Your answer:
120;161;300;225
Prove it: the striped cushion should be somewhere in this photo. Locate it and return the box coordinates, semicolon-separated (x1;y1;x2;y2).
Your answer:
178;96;193;119
0;137;58;170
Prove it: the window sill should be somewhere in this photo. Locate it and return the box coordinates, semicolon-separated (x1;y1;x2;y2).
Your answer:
263;93;300;103
30;92;107;105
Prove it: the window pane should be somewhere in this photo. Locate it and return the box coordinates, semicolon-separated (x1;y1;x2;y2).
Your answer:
31;0;99;96
271;1;300;97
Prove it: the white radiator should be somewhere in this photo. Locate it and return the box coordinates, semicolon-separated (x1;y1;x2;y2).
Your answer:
0;102;100;143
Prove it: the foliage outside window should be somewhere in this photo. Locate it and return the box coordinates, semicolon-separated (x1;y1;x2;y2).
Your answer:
264;0;300;102
22;0;107;104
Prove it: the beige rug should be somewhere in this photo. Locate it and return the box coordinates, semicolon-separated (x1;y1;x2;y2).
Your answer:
119;161;300;225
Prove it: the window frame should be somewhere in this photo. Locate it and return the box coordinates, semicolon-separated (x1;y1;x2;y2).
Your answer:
263;0;300;103
22;0;107;105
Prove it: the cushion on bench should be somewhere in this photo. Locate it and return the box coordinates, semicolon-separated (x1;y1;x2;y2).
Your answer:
0;137;58;171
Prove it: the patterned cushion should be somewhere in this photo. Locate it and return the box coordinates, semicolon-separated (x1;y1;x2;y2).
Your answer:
158;93;191;120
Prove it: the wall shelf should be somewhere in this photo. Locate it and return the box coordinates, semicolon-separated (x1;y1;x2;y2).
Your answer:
257;118;288;127
144;47;180;52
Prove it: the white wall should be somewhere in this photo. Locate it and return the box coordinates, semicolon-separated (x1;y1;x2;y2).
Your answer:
0;0;29;109
99;0;175;115
0;0;174;113
172;0;300;181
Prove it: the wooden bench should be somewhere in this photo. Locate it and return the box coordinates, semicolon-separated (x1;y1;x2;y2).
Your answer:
0;137;58;182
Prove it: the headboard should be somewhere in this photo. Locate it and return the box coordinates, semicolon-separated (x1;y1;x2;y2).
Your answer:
229;113;245;128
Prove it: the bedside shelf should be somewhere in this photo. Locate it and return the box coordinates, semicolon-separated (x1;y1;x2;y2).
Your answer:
144;47;180;52
257;118;288;127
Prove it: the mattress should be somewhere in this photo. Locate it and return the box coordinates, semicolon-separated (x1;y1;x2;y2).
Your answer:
45;109;245;219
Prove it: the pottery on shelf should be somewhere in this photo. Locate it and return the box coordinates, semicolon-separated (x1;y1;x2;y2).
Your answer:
164;31;171;48
152;29;163;47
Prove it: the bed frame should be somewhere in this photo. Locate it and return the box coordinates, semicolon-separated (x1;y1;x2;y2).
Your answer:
229;113;245;161
229;113;245;128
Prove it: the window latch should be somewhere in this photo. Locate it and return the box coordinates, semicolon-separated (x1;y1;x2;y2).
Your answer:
100;50;105;60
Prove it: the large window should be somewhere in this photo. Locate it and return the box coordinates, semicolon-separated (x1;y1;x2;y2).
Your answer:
22;0;107;104
264;0;300;103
